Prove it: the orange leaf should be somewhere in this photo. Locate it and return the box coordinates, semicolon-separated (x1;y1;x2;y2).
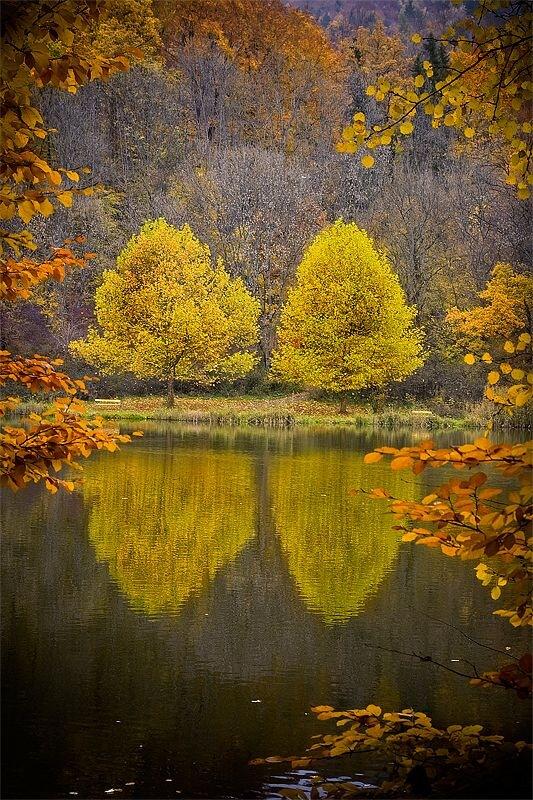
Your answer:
391;456;414;470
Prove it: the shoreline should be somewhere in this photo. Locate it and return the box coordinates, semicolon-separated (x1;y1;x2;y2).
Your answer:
7;395;530;430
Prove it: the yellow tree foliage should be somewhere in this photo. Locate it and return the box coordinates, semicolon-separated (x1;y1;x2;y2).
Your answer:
447;263;533;350
347;19;411;86
70;219;260;406
271;221;423;412
1;0;137;494
464;330;532;413
338;0;532;197
157;0;343;76
90;0;162;63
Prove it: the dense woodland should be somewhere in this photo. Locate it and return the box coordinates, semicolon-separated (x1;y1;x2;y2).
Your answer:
2;0;531;411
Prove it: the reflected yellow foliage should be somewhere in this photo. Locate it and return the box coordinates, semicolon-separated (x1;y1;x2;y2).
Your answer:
83;446;256;614
270;451;408;623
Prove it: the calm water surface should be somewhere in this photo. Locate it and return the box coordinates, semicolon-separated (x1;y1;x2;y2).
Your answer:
2;425;530;798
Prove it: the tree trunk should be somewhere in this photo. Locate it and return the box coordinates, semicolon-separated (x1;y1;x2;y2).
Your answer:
166;374;175;408
339;393;348;414
371;388;388;413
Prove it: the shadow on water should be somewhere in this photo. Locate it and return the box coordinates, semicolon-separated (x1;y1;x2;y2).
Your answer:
1;425;530;798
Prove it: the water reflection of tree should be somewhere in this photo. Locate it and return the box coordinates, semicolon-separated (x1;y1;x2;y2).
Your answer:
83;434;408;623
83;444;256;613
270;449;407;622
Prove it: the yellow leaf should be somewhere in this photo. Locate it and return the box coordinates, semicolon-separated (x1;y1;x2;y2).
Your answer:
39;198;54;217
364;451;382;463
366;704;382;716
491;586;501;600
464;127;475;138
18;200;35;224
464;354;476;365
66;170;79;182
503;340;515;353
514;389;531;407
21;106;42;128
414;75;424;88
399;121;414;135
411;33;422;44
336;141;357;154
361;154;375;168
57;191;73;208
463;725;483;735
487;371;500;385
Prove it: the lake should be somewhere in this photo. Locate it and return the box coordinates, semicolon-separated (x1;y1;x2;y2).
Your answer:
2;424;530;798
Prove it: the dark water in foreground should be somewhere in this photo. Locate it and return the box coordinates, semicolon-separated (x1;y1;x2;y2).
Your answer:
1;424;530;799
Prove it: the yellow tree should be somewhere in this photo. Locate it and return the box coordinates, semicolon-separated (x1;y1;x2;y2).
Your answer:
71;219;260;406
348;19;411;86
447;262;533;350
0;0;137;493
271;220;423;412
338;0;532;197
90;0;162;63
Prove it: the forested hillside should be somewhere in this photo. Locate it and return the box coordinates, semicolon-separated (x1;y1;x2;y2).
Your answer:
2;0;530;408
289;0;460;34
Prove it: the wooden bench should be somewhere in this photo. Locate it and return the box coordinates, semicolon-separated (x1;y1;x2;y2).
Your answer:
93;398;122;407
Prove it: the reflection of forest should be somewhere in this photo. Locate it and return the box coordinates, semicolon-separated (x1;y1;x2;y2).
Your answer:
2;428;530;799
83;430;410;622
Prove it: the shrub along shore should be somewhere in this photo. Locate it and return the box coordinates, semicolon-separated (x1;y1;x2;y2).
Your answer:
11;394;531;430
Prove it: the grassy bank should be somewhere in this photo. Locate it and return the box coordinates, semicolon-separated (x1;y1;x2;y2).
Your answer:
7;393;512;430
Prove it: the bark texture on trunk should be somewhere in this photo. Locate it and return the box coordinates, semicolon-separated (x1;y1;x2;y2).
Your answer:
166;374;175;408
339;394;348;414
